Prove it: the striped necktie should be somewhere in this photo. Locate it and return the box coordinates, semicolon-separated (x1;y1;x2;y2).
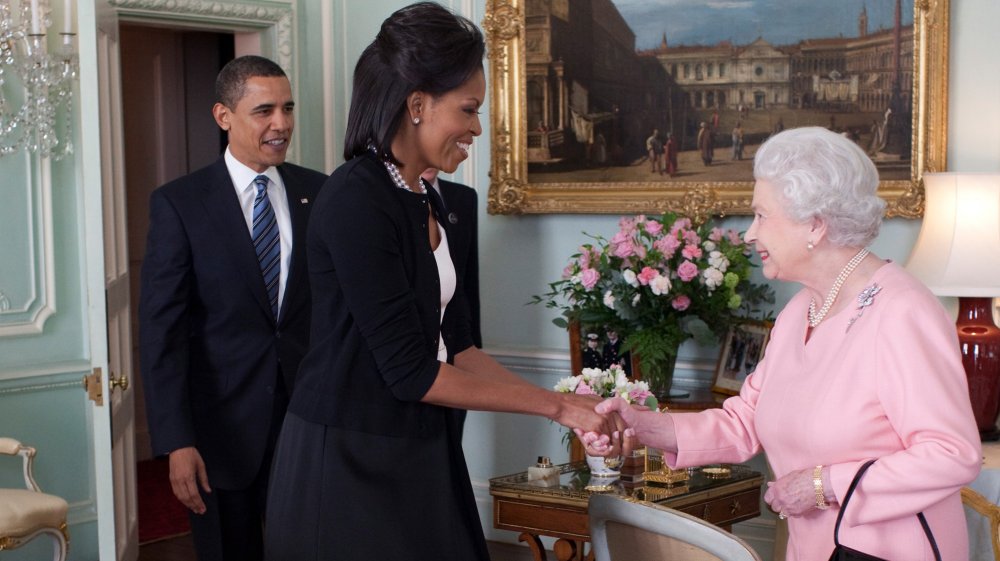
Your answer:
252;175;280;318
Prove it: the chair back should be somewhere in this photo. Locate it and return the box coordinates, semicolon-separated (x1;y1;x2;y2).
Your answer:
963;486;1000;561
589;493;761;561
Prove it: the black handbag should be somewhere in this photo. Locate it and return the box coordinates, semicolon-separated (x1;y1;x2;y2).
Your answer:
829;460;942;561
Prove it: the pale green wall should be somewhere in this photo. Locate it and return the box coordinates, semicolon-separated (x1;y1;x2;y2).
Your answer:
1;0;997;559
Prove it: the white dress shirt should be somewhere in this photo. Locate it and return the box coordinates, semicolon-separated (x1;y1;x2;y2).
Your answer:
224;147;293;313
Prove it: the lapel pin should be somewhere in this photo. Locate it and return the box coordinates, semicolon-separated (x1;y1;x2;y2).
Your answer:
300;198;309;204
448;212;458;224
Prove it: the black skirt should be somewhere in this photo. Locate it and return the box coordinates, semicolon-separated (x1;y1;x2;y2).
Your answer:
264;411;489;561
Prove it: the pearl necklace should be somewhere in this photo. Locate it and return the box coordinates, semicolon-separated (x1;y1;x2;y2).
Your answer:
807;248;870;328
381;157;427;195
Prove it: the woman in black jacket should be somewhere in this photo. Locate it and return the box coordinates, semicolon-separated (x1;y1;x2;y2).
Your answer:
264;4;619;560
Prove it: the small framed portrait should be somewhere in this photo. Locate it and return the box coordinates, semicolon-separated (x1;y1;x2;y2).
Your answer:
711;321;773;396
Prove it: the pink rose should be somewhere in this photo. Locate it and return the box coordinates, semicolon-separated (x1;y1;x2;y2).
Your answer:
637;266;658;286
618;216;637;233
634;243;647;259
580;268;600;290
670;218;692;234
562;264;575;279
672;294;691;310
681;244;703;259
654;235;681;257
728;230;744;246
629;388;653;404
614;241;636;258
683;229;701;245
610;231;630;245
575;381;597;396
677;260;699;282
709;227;724;242
578;247;591;269
644;220;663;236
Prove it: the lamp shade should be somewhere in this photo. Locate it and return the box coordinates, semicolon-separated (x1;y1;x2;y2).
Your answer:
905;173;1000;296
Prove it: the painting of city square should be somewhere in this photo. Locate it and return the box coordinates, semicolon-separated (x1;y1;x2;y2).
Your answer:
525;0;914;184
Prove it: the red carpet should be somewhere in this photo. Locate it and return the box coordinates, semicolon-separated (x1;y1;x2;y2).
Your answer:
138;458;191;544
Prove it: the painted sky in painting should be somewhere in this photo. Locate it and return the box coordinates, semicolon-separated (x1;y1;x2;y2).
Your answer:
613;0;915;50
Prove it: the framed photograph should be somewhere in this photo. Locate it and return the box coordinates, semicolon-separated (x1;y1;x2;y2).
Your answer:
483;0;948;220
711;321;773;396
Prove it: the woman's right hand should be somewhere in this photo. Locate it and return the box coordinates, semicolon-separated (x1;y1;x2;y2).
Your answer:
580;397;676;457
552;392;624;446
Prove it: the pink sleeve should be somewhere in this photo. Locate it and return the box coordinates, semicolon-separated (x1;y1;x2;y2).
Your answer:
832;285;982;526
666;356;768;468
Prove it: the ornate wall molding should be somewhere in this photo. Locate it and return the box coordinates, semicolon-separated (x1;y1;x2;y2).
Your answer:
0;153;57;336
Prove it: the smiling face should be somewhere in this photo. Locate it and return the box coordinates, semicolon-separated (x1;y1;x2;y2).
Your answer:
744;179;813;282
413;69;485;174
213;75;294;173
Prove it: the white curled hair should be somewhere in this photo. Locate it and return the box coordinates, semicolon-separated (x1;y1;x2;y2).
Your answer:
753;126;885;248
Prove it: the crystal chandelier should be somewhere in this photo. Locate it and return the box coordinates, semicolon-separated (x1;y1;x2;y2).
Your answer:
0;0;77;159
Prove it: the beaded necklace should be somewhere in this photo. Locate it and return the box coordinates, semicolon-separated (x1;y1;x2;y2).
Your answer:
807;248;870;328
377;152;427;194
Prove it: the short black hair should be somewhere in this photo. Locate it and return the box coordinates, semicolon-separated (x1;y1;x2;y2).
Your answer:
343;2;485;162
215;55;287;108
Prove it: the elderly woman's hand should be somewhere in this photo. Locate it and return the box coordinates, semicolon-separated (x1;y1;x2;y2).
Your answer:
763;467;818;519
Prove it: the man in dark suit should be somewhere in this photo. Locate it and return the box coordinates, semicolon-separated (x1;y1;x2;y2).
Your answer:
603;329;632;375
139;55;325;561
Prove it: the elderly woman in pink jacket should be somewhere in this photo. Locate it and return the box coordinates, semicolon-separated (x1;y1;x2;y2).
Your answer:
585;126;981;559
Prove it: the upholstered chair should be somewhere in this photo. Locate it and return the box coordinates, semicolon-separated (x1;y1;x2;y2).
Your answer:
963;486;1000;561
0;437;69;560
589;493;761;561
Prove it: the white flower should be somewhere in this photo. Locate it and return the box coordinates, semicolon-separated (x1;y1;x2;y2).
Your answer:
650;274;672;296
603;290;616;308
580;368;604;384
708;250;729;272
570;273;582;286
554;375;579;393
631;293;641;306
703;267;725;290
703;240;717;252
622;269;639;287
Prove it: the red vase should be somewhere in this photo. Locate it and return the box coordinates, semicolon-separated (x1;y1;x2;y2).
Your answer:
957;297;1000;440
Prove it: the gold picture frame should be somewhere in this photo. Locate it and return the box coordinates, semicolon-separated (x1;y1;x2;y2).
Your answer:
711;321;773;396
483;0;948;220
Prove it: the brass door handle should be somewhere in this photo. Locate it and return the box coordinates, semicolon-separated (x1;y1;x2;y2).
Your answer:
109;372;129;392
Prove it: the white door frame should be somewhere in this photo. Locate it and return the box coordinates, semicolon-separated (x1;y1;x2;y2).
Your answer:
77;1;296;558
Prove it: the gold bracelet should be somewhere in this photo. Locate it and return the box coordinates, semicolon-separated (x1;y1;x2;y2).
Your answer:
814;465;829;510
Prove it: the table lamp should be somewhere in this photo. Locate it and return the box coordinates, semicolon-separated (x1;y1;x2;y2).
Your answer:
906;172;1000;440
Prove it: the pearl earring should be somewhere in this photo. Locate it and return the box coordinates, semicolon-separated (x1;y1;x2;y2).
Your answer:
807;241;815;250
413;117;420;125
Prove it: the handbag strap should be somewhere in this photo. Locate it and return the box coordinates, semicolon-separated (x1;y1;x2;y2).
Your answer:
832;459;941;561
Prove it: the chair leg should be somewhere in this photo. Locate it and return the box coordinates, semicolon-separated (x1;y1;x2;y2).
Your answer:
48;528;68;561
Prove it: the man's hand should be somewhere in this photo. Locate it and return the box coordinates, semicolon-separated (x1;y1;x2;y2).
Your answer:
168;446;211;514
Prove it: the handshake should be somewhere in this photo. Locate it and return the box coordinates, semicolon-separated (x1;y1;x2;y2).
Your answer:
553;392;676;460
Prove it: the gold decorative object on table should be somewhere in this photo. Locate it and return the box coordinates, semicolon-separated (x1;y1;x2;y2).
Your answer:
701;465;733;479
643;446;689;485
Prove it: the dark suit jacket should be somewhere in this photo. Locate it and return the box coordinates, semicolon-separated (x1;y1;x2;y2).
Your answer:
289;153;474;435
436;178;481;348
139;157;325;489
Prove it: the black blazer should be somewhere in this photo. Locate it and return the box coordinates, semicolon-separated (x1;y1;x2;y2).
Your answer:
139;157;325;489
288;154;474;437
436;178;481;348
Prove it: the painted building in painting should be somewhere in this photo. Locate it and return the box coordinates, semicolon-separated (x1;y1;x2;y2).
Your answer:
642;3;911;116
524;0;674;163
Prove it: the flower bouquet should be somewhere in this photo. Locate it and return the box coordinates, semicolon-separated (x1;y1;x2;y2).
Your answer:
534;213;774;398
553;364;659;476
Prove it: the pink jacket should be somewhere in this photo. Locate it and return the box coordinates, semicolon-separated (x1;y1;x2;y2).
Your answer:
669;262;981;560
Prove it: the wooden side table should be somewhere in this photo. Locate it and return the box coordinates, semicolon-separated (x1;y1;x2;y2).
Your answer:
490;461;763;561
